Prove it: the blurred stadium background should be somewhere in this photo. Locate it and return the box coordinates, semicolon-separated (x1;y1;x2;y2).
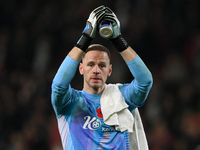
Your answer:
0;0;200;149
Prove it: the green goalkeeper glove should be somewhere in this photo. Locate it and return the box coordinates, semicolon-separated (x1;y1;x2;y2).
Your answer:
76;5;106;51
104;7;129;52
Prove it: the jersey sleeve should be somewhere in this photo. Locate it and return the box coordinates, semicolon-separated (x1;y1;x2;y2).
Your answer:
119;55;153;108
51;55;80;117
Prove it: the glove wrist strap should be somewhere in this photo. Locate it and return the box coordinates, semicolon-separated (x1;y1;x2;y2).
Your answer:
110;35;129;52
76;34;92;51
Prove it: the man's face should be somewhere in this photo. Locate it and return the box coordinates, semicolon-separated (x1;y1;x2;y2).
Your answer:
79;50;112;93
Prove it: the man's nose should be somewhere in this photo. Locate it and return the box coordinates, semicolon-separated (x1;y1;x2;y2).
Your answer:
93;65;100;74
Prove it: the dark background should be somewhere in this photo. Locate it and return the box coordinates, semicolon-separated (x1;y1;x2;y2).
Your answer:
0;0;200;149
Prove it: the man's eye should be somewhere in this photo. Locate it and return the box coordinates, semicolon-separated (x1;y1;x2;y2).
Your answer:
99;65;105;68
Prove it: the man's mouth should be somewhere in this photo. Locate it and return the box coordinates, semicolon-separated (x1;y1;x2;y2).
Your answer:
91;77;101;82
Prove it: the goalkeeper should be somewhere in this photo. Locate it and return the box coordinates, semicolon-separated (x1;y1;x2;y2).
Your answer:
51;5;153;150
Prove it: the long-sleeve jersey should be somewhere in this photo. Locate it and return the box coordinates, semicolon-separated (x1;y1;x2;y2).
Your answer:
51;54;153;150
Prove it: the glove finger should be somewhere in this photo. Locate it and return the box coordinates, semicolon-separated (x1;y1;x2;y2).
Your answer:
104;13;115;18
92;5;106;14
96;11;106;23
104;18;116;25
103;15;116;22
89;5;105;19
104;12;120;24
105;7;115;15
104;11;113;15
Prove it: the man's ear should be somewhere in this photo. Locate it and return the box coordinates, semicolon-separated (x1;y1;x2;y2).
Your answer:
79;63;83;75
108;64;112;76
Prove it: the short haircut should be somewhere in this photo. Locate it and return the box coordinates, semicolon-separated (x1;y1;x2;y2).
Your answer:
82;44;111;61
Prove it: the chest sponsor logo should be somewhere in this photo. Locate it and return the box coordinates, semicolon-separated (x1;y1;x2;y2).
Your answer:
83;116;115;131
83;116;101;130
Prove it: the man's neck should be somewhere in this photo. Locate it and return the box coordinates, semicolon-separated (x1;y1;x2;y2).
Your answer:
83;85;105;95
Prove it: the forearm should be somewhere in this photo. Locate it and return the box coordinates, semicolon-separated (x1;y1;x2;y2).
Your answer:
120;54;153;106
120;46;137;62
53;47;83;84
120;46;152;86
53;56;79;86
51;52;80;107
126;54;153;92
68;46;85;62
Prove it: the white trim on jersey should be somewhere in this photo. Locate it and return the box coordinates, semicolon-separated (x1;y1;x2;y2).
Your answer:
58;115;69;150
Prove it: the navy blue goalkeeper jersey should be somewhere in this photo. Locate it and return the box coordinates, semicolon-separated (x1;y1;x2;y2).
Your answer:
51;55;152;150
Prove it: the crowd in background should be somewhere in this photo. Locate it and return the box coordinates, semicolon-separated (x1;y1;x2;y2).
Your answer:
0;0;200;149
